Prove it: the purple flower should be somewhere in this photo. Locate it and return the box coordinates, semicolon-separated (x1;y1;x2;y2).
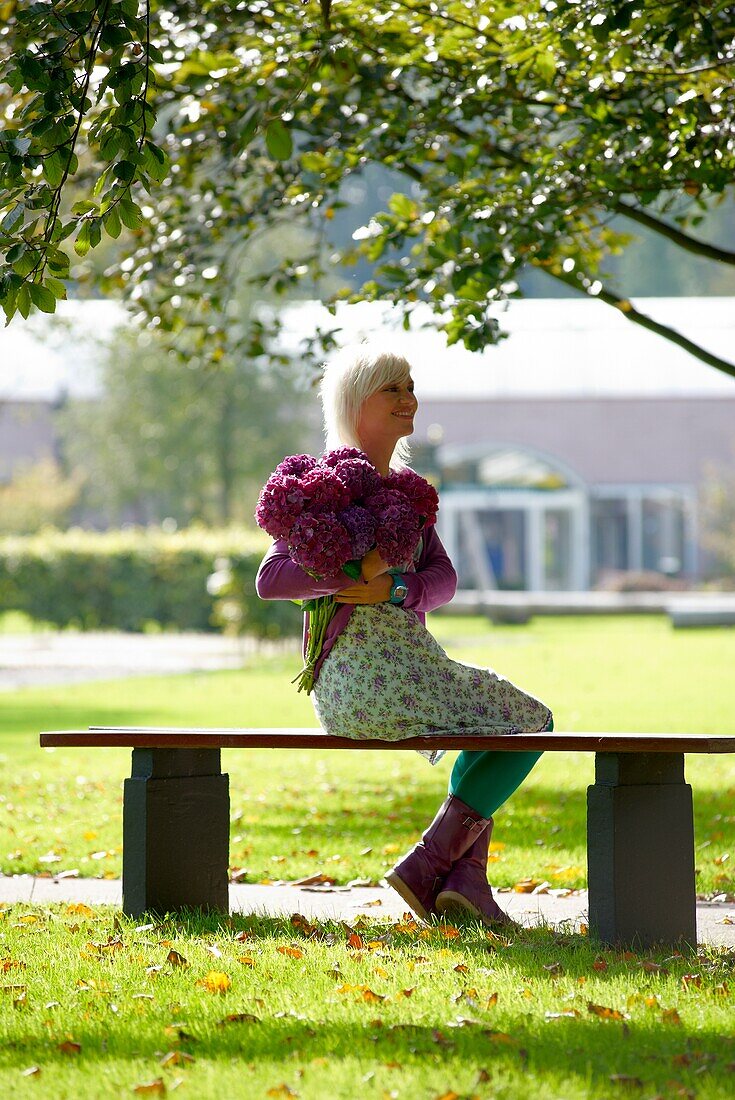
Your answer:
331;458;383;501
384;468;439;526
321;446;367;467
255;473;305;539
276;453;318;478
288;511;352;577
364;488;422;566
300;467;351;513
339;504;377;558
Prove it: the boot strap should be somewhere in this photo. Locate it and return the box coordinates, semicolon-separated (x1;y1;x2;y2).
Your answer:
461;815;484;832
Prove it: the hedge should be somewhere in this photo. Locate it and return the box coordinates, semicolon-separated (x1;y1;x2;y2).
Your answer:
0;526;302;637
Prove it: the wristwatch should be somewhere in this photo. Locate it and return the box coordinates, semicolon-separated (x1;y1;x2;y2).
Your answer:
389;573;408;605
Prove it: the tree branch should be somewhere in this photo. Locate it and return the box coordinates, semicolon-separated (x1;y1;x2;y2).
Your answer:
614;199;735;265
541;266;735;379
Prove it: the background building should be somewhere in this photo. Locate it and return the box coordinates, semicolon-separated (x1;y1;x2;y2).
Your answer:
2;297;734;590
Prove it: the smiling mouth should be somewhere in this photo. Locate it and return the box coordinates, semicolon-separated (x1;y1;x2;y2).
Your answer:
393;412;414;418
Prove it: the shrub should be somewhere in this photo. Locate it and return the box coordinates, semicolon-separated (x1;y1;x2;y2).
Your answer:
0;526;302;637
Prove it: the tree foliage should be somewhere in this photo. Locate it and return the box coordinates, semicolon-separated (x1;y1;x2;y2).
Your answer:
1;1;734;373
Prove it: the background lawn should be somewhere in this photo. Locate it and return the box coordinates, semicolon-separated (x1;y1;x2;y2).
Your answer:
1;614;733;896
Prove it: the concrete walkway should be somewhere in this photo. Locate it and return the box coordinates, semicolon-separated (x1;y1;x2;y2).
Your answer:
0;630;295;690
2;874;734;946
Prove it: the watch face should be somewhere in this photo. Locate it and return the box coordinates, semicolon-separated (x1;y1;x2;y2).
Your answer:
392;584;408;600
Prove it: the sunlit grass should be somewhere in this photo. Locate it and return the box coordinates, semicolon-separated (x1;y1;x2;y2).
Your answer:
1;615;734;895
1;902;734;1100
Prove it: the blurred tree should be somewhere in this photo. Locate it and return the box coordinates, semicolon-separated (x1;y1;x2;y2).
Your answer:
0;458;83;534
59;220;321;526
1;1;733;373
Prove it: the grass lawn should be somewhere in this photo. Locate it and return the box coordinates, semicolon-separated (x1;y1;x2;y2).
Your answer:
1;615;735;1098
1;615;733;895
1;904;734;1099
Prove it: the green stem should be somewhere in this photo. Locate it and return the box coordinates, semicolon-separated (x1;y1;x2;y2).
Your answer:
292;595;339;694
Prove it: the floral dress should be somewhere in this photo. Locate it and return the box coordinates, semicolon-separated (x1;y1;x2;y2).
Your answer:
312;547;552;765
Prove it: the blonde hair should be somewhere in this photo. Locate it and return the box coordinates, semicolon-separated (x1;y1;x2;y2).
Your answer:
320;344;412;467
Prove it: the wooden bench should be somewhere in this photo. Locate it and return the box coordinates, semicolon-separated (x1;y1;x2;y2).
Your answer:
38;728;735;947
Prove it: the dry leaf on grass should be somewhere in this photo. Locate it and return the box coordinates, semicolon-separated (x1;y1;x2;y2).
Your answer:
65;904;94;918
217;1013;260;1027
166;950;188;968
347;934;364;950
159;1051;195;1067
609;1074;643;1088
133;1079;166;1095
681;973;702;989
587;1002;628;1021
197;972;231;994
277;946;304;960
662;1007;682;1025
20;1067;41;1077
545;1010;581;1020
58;1040;82;1055
266;1085;298;1097
593;957;609;972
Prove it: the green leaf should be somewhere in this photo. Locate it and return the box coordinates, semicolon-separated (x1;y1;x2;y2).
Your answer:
265;119;293;161
1;203;24;231
388;193;416;220
71;200;99;216
534;50;557;83
104;205;122;238
44;276;67;299
12;250;38;278
17;283;31;319
29;282;57;313
74;221;91;256
119;197;143;229
43;149;67;187
343;560;362;580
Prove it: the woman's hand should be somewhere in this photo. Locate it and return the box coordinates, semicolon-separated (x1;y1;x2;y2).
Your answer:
360;547;390;582
334;574;393;605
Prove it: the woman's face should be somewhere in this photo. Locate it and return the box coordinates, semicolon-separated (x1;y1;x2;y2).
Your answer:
357;374;418;451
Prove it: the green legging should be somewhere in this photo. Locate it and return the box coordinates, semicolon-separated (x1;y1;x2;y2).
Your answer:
448;717;553;818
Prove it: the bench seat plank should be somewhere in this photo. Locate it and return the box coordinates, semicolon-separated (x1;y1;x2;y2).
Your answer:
39;728;735;753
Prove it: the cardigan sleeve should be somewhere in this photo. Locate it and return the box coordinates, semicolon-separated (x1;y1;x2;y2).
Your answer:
401;525;457;613
255;539;355;600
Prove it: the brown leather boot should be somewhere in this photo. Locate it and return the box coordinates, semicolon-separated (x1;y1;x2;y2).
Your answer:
385;795;489;923
435;818;518;929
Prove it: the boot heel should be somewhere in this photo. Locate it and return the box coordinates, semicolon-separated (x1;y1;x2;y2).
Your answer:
435;889;481;919
385;869;433;924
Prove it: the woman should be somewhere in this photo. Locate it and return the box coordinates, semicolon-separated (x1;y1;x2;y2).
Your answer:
256;346;553;927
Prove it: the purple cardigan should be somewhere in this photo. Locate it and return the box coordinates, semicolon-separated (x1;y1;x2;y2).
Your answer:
256;525;458;683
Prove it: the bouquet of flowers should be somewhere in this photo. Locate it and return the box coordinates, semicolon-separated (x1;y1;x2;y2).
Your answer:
255;446;439;693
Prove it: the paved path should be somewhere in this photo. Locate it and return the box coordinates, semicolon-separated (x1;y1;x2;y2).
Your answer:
0;631;295;690
2;875;733;946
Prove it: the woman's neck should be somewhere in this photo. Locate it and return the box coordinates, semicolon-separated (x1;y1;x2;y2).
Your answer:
360;442;393;478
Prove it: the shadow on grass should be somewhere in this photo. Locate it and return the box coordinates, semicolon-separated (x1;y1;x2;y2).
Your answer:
2;913;733;1096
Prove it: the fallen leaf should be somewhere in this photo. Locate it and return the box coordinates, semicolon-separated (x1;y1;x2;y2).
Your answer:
453;963;469;974
396;988;415;998
292;873;336;886
266;1085;298;1097
543;961;564;976
159;1051;195;1067
513;878;541;893
587;1002;627;1021
593;957;609;972
217;1013;260;1026
204;944;222;959
234;930;251;942
167;950;188;968
277;946;304;960
441;925;460;939
347;934;364;950
58;1040;82;1055
545;1010;581;1020
662;1008;682;1025
639;960;668;974
609;1074;643;1088
133;1080;166;1095
487;992;499;1008
435;1092;460;1100
361;988;385;1003
197;972;231;994
681;973;702;989
20;1067;41;1077
238;956;255;967
65;904;94;918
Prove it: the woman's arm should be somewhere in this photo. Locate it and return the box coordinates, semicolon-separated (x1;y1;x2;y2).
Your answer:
255;540;354;601
402;525;458;613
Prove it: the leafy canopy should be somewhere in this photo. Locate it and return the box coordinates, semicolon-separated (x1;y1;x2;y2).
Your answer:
1;1;733;372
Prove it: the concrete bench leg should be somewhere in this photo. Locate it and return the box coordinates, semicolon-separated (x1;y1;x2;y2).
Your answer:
587;752;696;948
123;748;229;918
